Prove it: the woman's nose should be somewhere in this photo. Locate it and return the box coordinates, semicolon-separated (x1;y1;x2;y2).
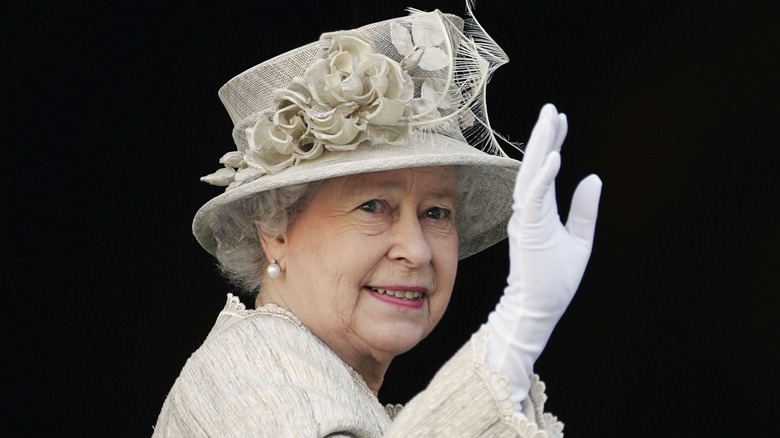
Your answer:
387;211;432;267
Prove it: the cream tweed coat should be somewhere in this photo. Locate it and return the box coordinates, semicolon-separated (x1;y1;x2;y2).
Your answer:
153;295;563;437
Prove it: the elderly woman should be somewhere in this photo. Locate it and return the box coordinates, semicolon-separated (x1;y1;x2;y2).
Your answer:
154;4;601;437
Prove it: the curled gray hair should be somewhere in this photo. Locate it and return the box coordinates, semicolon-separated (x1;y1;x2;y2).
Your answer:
213;167;484;298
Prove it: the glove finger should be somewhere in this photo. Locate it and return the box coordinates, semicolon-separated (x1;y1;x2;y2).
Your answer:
539;103;559;123
553;113;568;152
524;151;561;224
514;108;558;207
565;174;603;245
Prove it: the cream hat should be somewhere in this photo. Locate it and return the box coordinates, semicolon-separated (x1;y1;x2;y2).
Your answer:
193;5;521;259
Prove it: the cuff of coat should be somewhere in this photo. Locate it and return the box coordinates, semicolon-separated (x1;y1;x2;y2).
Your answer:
391;326;564;437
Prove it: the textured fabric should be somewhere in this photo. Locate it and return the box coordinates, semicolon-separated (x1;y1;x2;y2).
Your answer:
153;295;563;437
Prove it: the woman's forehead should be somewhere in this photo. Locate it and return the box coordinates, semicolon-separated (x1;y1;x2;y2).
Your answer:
334;167;457;195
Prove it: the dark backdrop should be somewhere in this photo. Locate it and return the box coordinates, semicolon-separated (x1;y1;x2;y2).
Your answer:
4;0;778;436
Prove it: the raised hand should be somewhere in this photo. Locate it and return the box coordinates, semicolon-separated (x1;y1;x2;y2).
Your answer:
486;104;603;411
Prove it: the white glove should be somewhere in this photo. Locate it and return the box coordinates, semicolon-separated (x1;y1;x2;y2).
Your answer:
485;104;603;412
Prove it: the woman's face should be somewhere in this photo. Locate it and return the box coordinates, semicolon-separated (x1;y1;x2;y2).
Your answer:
269;166;459;365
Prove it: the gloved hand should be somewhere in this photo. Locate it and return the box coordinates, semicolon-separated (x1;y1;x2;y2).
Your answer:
485;104;603;412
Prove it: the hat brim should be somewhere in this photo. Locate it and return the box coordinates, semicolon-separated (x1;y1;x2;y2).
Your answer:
192;134;519;259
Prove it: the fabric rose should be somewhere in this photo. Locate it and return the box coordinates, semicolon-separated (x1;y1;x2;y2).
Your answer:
240;32;415;175
245;79;319;174
204;29;423;186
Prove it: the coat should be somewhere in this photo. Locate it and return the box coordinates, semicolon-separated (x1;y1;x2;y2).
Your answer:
153;294;563;437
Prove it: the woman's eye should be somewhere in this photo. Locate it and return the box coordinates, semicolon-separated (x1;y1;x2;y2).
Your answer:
425;207;450;220
359;200;382;213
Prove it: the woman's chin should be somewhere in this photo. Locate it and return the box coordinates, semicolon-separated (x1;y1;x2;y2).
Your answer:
361;321;431;357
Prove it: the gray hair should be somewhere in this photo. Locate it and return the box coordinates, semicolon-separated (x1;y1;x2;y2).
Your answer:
213;167;483;298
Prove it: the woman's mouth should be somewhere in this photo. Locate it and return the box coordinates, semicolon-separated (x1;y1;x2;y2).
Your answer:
366;286;423;301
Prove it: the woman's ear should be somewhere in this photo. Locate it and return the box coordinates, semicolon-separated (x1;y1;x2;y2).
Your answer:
256;230;287;308
258;230;286;265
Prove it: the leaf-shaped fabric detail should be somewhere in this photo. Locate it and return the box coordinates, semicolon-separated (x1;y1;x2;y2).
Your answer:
218;151;244;168
233;166;266;183
200;167;236;186
400;47;425;70
390;21;414;56
411;14;445;46
418;47;448;71
421;78;452;109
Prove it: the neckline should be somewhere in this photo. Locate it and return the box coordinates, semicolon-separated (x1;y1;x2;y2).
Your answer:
220;294;381;402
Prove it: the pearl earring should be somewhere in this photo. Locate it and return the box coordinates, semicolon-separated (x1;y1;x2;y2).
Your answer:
267;259;281;279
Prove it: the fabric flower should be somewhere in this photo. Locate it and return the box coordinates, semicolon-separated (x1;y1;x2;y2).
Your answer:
236;32;415;176
203;24;448;187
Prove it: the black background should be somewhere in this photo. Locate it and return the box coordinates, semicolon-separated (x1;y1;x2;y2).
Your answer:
4;0;778;436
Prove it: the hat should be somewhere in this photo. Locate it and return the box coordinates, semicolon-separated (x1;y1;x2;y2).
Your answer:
193;4;521;259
